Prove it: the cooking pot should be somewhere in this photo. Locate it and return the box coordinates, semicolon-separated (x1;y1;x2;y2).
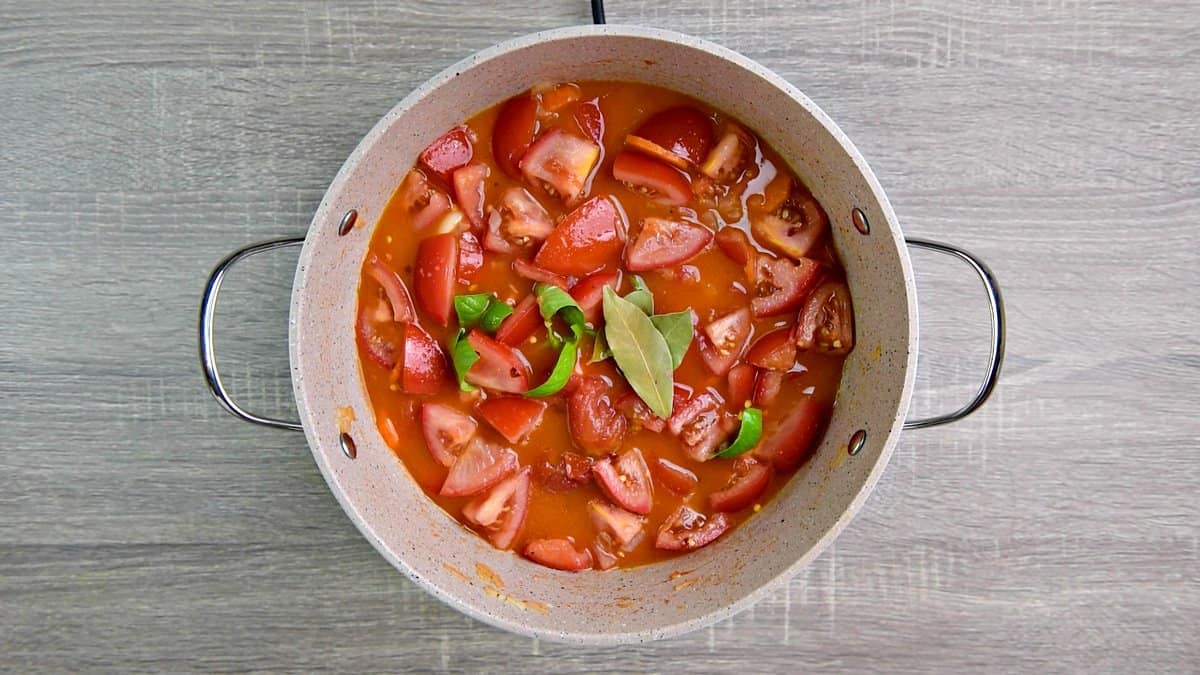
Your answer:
198;24;1004;644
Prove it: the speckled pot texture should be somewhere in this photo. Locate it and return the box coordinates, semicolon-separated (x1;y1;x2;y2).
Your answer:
288;25;918;644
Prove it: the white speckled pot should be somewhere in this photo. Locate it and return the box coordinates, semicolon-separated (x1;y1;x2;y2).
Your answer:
202;25;1001;644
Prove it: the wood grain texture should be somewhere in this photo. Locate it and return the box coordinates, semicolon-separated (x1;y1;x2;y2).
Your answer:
1;0;1197;671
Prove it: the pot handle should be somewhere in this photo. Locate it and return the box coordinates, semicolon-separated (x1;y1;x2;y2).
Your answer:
199;237;306;431
902;238;1006;430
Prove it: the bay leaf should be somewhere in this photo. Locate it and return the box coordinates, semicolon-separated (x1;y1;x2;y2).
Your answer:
602;286;674;418
650;310;695;370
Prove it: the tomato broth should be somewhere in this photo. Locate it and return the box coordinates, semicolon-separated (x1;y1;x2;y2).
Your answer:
356;80;854;571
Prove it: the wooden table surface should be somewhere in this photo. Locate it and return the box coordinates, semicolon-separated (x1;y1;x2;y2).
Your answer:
3;1;1197;671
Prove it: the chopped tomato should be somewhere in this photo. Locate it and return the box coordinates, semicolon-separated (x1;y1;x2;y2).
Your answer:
493;295;540;346
533;451;593;492
713;226;757;281
592;448;653;515
567;376;627;453
794;280;854;355
751;186;828;260
655;506;730;551
573;98;604;144
534;196;627;276
419;125;474;184
398;169;452;232
356;302;403;369
464;330;531;393
751;255;822;317
394;323;449;394
745;326;797;371
512;258;568;288
365;255;416;323
752;370;784;408
493;95;539;178
698;308;752;376
626;106;713;169
457;231;483;284
709;457;770;512
612;151;691;206
520;128;600;205
524;538;592;571
625;217;713;272
462;467;530;549
755;396;824;472
726;364;757;408
452;163;488;230
588;499;645;549
667;390;735;462
476;396;546;444
440;437;518;497
413;233;458;326
592;535;619;570
569;270;621;325
485;188;555;253
700;124;751;182
651;457;699;496
420;402;478;467
615;391;666;433
535;82;581;113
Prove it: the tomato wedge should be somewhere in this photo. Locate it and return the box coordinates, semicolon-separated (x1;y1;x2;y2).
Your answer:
794;280;854;355
464;330;531;393
668;390;735;462
751;255;822;317
651;457;699;496
588;499;645;549
365;255;416;323
440;437;519;498
752;370;784;408
419;125;474;184
698;307;752;376
625;217;713;272
751;186;828;260
592;448;653;515
612;151;691;206
493;95;539;178
520;128;600;205
567;376;627;453
755;396;824;472
700;125;752;182
615;391;666;433
512;258;568;288
727;363;757;408
745;326;797;371
534;196;627;276
457;231;483;284
493;295;540;346
713;226;758;281
573;98;604;144
413;233;458;326
356;301;403;369
476;396;546;444
420;402;478;467
524;538;593;571
709;457;771;512
484;188;555;253
626;106;714;169
569;270;621;325
394;323;449;394
533;451;593;492
462;467;530;549
655;506;731;551
452;163;488;230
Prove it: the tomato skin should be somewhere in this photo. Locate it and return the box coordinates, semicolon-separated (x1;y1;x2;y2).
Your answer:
625;217;714;272
493;95;539;178
520;128;601;205
698;307;752;376
655;506;731;551
493;295;540;347
462;467;530;549
745;326;797;371
534;196;627;276
452;163;488;230
709;457;771;513
440;437;519;498
396;323;450;394
366;255;416;324
457;231;483;284
573;98;605;144
420;402;478;467
755;396;824;472
592;448;653;515
533;451;593;492
356;303;403;370
726;363;758;408
464;330;531;394
413;233;459;326
567;376;628;453
570;270;621;325
631;106;714;167
651;457;699;496
524;538;593;571
752;369;784;408
476;396;547;444
794;280;854;355
612;151;692;206
512;258;568;288
420;125;474;184
751;255;822;317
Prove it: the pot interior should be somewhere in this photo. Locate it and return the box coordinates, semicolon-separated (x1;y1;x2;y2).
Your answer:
289;25;916;644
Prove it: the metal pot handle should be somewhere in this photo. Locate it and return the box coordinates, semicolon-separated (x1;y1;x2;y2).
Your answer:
902;237;1006;430
198;237;306;431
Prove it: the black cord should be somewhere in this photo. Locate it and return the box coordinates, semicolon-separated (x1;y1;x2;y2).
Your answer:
591;0;606;24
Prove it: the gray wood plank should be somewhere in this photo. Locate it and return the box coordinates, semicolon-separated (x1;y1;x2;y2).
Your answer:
1;0;1197;672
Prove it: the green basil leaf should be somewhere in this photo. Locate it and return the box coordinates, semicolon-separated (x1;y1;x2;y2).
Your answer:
478;300;514;333
526;325;581;397
631;275;650;294
624;289;654;315
453;293;492;327
716;407;764;458
589;328;611;363
602;286;674;418
448;330;479;392
535;283;586;329
650;310;694;370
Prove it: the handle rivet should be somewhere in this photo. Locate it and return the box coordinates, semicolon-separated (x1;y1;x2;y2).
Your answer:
851;207;870;235
339;432;357;459
337;209;359;236
848;429;866;456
